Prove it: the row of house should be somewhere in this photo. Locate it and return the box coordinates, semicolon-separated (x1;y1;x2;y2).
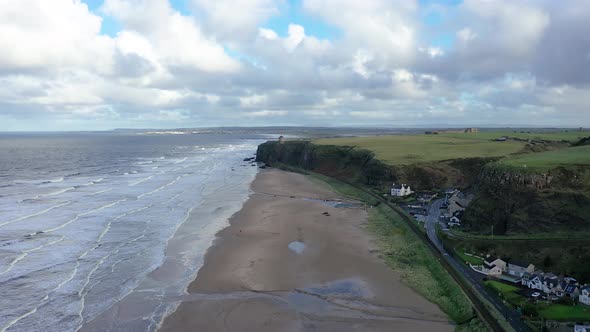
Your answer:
481;256;590;305
441;190;470;227
522;273;587;301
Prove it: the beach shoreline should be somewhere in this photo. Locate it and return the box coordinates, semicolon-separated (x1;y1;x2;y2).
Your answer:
159;168;453;331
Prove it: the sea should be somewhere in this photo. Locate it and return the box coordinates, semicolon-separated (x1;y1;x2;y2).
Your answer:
0;132;267;331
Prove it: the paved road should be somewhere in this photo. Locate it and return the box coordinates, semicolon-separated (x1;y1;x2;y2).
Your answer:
423;199;530;332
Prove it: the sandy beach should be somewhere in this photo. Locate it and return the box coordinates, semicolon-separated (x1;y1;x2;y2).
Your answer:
160;168;453;331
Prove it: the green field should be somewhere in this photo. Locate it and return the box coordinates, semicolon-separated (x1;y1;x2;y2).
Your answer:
484;280;590;322
484;280;519;294
455;250;484;265
498;145;590;170
540;303;590;321
440;131;587;142
315;133;526;165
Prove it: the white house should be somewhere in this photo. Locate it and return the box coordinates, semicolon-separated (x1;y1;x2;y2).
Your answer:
507;261;535;277
391;183;412;196
526;274;544;291
581;286;590;305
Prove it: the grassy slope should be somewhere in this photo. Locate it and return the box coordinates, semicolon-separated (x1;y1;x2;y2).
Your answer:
307;173;474;324
315;133;526;165
498;145;590;170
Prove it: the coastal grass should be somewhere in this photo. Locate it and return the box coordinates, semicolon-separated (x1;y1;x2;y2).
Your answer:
497;145;590;170
315;134;526;165
367;204;474;324
455;250;484;266
454;318;489;332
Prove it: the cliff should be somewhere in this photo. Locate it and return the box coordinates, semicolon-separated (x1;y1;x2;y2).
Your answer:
258;140;590;235
462;164;590;234
256;140;493;191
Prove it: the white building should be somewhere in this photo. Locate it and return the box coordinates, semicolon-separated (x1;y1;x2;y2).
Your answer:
391;183;412;196
581;286;590;306
507;261;535;277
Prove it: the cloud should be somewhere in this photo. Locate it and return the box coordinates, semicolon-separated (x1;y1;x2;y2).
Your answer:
0;0;590;130
0;0;113;73
245;110;288;117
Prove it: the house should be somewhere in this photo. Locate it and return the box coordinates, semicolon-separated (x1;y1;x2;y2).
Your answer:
444;188;457;195
446;192;470;216
484;256;507;270
542;273;560;294
391;183;412;196
580;286;590;305
521;272;532;286
563;281;580;299
507;260;535;277
484;256;507;276
575;325;590;332
526;273;544;291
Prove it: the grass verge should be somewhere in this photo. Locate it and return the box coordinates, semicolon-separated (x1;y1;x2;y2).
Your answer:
366;204;474;324
455;250;485;266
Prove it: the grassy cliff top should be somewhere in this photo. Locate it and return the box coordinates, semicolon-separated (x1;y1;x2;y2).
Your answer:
498;145;590;170
314;133;526;165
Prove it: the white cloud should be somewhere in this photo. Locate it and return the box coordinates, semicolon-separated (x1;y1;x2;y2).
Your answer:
258;28;278;40
245;110;289;117
1;0;590;130
0;0;113;73
457;27;477;43
191;0;279;41
103;0;240;73
419;47;444;58
284;24;305;52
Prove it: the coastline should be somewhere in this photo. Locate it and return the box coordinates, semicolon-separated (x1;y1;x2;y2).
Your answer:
159;168;453;331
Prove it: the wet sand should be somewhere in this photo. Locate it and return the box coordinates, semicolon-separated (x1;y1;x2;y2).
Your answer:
160;168;453;331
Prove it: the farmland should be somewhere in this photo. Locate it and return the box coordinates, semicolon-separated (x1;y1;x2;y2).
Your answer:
315;133;526;165
498;145;590;170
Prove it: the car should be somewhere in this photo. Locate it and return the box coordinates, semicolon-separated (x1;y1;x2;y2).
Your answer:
531;292;541;298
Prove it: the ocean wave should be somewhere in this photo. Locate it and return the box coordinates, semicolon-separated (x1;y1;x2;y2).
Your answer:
0;201;73;227
14;177;64;185
129;175;154;187
43;187;76;197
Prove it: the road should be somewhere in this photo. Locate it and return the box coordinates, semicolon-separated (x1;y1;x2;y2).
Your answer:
423;199;530;332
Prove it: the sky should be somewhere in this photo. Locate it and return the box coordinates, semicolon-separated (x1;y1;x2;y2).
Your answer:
1;0;590;131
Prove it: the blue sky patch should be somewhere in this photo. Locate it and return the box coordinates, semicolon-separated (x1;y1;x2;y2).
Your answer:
263;0;340;40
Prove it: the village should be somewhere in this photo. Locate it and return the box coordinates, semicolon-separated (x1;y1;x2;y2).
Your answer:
388;182;590;330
